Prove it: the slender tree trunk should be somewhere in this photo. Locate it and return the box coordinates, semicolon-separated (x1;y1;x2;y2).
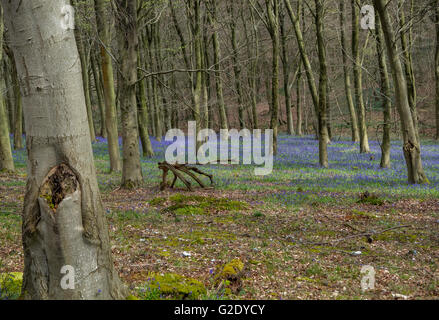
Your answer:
435;0;439;140
95;0;122;172
375;10;391;168
3;59;14;134
295;1;303;136
398;0;418;141
284;0;319;136
5;51;24;150
229;4;246;129
0;6;14;172
115;0;143;188
352;0;370;153
137;51;154;158
75;29;96;143
189;0;202;147
2;0;126;299
265;0;280;155
315;0;329;168
339;0;360;142
249;7;259;129
373;0;427;184
208;0;229;132
280;10;295;135
202;14;210;130
91;52;106;138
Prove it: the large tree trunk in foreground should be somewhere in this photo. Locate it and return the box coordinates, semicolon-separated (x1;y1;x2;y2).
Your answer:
95;0;122;172
373;0;427;184
2;0;126;299
0;6;14;172
115;0;143;188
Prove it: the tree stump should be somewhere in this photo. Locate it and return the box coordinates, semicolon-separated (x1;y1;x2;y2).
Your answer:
158;162;214;191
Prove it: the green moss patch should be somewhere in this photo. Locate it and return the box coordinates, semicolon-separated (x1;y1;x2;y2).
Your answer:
138;272;206;300
0;272;22;300
214;258;246;295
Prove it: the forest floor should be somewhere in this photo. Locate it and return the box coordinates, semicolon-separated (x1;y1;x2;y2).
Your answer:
1;134;439;300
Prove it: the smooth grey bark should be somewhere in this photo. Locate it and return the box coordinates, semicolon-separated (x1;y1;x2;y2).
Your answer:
2;0;126;299
115;0;143;188
95;0;122;172
373;0;428;184
0;6;14;172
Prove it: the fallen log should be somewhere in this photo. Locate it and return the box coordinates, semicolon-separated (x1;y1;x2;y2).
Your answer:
158;161;214;191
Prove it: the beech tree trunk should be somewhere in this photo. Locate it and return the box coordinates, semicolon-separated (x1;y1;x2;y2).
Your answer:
95;0;122;172
5;50;24;150
280;9;295;135
315;0;329;168
74;25;96;143
2;0;126;299
373;0;428;184
398;0;418;141
265;0;280;155
208;0;229;132
229;4;246;130
352;0;370;153
339;0;360;142
115;0;143;188
434;0;439;140
0;6;14;172
137;51;154;158
375;10;391;168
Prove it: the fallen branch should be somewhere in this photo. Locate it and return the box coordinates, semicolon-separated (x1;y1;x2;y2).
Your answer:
158;162;214;191
308;225;412;246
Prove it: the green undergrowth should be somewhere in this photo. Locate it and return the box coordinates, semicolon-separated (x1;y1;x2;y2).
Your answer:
0;272;22;300
149;194;248;215
135;272;206;300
